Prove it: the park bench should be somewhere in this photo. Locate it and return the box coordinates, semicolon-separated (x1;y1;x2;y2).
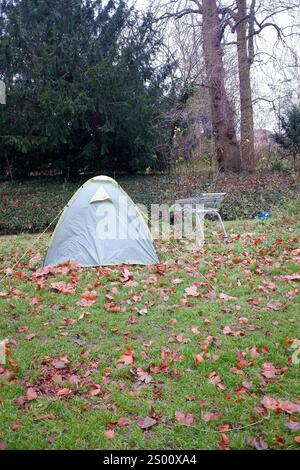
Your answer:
174;193;228;243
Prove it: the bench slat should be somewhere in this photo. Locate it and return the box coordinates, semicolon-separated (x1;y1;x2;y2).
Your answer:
175;193;226;210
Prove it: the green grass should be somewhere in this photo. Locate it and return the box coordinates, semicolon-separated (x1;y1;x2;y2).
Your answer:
0;200;299;450
0;171;299;233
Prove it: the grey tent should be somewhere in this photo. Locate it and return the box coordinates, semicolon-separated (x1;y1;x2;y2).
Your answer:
44;176;159;267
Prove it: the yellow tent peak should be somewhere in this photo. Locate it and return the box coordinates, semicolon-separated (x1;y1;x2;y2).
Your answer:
89;186;111;203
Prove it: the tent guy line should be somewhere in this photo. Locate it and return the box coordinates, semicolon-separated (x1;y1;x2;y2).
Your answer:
0;207;64;285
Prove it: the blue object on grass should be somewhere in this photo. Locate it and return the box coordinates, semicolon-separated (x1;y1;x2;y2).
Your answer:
258;210;272;220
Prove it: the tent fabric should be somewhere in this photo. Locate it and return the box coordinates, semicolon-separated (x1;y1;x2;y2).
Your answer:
44;176;159;267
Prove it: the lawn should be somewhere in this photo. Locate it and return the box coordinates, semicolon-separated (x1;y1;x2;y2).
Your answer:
0;198;299;450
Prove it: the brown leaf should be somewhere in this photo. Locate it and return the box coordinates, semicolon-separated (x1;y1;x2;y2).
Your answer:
285;421;300;431
25;333;36;341
193;353;203;366
261;396;300;414
261;362;277;379
104;429;115;439
266;300;282;311
248;346;260;358
11;421;21;431
184;285;199;297
0;442;7;451
26;387;38;401
52;360;67;369
274;434;285;447
175;411;194;426
15;396;26;408
29;252;41;267
191;325;200;334
201;411;223;422
56;388;70;397
50;281;76;294
219;293;237;301
186;395;197;401
222;326;244;336
118;346;134;365
217;432;230;450
117;417;130;427
217;423;231;432
172;278;183;284
36;414;56;421
247;434;268;450
136;416;157;429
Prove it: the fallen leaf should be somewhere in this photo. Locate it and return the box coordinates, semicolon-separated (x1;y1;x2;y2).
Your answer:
201;411;222;422
56;388;70;397
11;421;21;431
217;432;230;450
50;281;76;294
247;434;268;450
261;396;300;414
191;325;200;334
184;285;199;297
104;429;115;439
172;278;183;284
117;417;130;427
194;354;204;365
285;421;300;431
219;293;237;301
262;362;277;379
175;411;194;426
26;388;38;401
36;414;56;421
118;346;134;365
222;326;244;336
217;423;231;432
136;417;157;429
25;333;35;341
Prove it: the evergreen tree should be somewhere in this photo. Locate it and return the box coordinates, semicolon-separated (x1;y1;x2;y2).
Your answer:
0;0;173;177
272;106;300;171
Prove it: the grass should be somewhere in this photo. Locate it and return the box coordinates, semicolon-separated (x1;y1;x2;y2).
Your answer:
0;199;299;450
0;171;299;233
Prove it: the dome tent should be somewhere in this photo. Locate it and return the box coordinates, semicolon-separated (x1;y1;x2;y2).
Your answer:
44;176;159;267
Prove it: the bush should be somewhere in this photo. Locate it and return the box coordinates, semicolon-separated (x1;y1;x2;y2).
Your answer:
0;172;298;234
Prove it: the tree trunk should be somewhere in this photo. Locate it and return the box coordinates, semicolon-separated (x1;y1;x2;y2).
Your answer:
236;0;255;172
202;0;241;172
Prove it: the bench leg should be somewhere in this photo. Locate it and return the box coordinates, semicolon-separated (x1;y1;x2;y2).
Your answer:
195;213;205;244
215;211;228;243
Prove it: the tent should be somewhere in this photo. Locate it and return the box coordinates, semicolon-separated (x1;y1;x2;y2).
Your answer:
44;176;159;267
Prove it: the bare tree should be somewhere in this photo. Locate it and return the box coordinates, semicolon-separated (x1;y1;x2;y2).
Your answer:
156;0;241;172
235;0;255;171
202;0;241;170
153;0;300;172
227;0;300;170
